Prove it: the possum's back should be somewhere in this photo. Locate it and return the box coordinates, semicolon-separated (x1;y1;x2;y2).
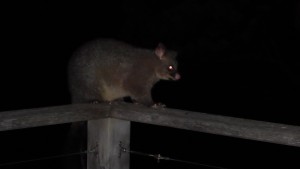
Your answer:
68;39;125;103
68;39;137;103
71;39;135;67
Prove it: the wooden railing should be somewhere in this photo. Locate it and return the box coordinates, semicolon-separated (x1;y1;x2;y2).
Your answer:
1;103;300;169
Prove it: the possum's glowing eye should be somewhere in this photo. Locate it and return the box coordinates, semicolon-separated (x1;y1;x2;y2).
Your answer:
168;65;174;72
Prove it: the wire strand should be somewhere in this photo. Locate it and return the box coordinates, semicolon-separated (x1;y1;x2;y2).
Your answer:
0;151;88;167
121;146;228;169
2;145;228;169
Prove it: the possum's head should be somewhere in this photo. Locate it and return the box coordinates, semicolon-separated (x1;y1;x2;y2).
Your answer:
154;43;181;81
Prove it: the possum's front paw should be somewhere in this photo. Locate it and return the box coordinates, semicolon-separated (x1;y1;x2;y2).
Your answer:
90;100;101;104
90;100;115;105
151;102;166;109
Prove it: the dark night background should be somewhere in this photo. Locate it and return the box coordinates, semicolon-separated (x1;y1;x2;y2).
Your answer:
0;0;300;168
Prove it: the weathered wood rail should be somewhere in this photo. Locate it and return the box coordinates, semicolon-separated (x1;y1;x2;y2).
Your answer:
1;103;300;169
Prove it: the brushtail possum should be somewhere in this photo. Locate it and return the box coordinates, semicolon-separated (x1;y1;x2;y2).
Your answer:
68;39;180;106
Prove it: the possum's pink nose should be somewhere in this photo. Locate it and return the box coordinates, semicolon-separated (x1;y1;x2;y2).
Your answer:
174;73;181;80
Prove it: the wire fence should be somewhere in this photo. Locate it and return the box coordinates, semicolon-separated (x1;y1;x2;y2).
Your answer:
0;151;87;167
0;147;227;169
120;142;227;169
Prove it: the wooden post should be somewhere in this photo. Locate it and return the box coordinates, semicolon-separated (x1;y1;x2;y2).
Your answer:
87;118;130;169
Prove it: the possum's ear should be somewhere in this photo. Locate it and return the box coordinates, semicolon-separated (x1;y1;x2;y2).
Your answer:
155;43;166;60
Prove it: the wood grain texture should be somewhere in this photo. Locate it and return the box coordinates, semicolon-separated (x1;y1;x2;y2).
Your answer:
0;104;110;131
1;103;300;147
109;104;300;147
88;118;130;169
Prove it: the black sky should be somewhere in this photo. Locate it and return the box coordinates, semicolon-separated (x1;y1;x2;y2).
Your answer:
1;0;299;123
0;0;300;168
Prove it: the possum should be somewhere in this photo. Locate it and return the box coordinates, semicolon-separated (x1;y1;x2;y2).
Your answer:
68;39;180;106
